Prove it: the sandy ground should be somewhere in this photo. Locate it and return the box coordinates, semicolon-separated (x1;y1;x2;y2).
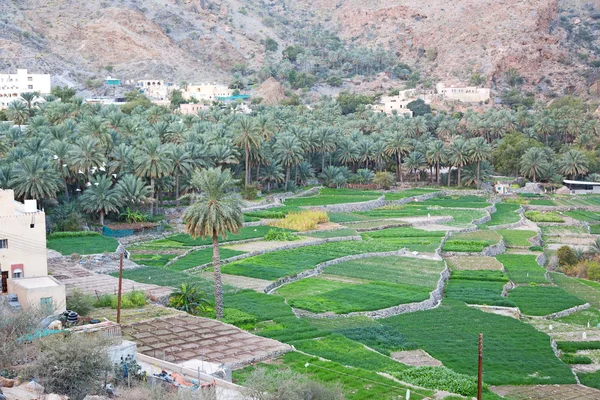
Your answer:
200;272;272;292
390;349;442;367
527;319;600;341
468;305;521;319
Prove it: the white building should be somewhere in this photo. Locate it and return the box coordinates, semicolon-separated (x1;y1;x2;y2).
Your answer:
183;83;233;101
0;189;65;314
436;83;490;103
373;96;414;116
0;69;52;109
136;79;177;100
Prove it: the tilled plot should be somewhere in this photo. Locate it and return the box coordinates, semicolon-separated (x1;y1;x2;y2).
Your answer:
122;315;291;367
491;384;600;399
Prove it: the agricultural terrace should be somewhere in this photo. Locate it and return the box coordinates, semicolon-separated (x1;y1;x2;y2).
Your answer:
115;188;600;398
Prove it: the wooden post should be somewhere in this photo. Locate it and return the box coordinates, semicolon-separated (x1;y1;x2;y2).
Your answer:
478;333;483;400
116;252;123;324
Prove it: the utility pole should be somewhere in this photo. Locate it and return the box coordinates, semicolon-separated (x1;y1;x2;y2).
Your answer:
116;251;124;324
478;333;483;400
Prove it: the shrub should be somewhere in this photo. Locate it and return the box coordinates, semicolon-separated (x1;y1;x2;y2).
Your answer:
264;229;299;241
393;367;483;397
525;211;564;223
373;171;395;189
529;246;543;252
242;185;259;200
270;210;329;231
589;261;600;281
562;353;593;364
94;290;147;309
557;246;578;267
66;290;95;316
0;305;44;368
557;341;600;352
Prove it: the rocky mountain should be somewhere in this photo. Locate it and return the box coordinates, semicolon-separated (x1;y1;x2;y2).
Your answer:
1;0;599;98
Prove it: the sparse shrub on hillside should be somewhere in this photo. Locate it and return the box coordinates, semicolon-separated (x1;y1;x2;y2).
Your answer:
557;245;578;268
373;171;394;190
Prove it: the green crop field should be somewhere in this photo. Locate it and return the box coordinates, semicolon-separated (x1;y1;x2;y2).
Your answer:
443;230;502;252
283;188;382;207
508;286;586;316
564;210;600;222
129;253;176;267
382;301;576;385
307;228;358;238
384;188;439;201
168;248;246;271
552;273;600;309
158;226;290;246
112;266;228;294
361;227;446;252
358;207;488;228
496;254;548;284
556;308;600;327
244;205;301;219
497;229;537;247
485;203;521;226
418;195;490;209
47;233;119;255
445;270;514;307
524;211;565;223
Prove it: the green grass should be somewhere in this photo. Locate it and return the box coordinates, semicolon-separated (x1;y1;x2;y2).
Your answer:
418;195;490;209
556;308;600;327
284;188;382;207
445;270;514;307
327;212;374;223
382;301;576;385
525;211;564;223
496;254;548;284
361;227;446;252
497;229;537;247
509;286;586;316
169;248;246;271
221;240;404;280
358;206;487;228
112;266;225;294
528;199;557;206
443;231;502;253
485;203;521;226
591;225;600;234
129;253;176;267
552;272;600;309
47;234;119;255
307;228;358;238
384;188;439;201
233;352;433;400
162;226;291;246
332;324;418;355
564;210;600;222
540;225;588;235
244;206;302;219
578;370;600;390
556;341;600;352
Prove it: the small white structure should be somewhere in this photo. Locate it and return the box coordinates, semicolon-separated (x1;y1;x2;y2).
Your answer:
0;69;51;109
373;95;414;116
495;182;511;195
563;179;600;194
436;82;490;103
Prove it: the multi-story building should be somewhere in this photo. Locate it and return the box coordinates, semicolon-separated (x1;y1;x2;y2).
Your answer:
0;69;52;109
136;79;177;100
373;96;414;116
183;83;233;101
436;82;490;103
0;189;65;314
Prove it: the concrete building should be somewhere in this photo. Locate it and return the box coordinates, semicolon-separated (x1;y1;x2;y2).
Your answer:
136;79;176;100
495;182;511;195
563;179;600;194
436;83;490;103
0;189;65;313
183;83;233;101
0;69;51;109
179;103;207;115
373;96;414;116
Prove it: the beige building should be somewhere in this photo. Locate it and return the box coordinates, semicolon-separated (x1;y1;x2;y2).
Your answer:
436;82;490;103
0;69;52;109
179;103;207;115
373;96;414;116
136;79;176;100
183;83;233;101
0;189;65;314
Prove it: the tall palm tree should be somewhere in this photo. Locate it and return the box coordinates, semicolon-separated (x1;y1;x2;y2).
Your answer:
7;101;28;126
468;137;492;189
19;92;39;116
520;148;549;182
273;134;304;190
259;163;284;192
68;136;106;181
385;132;412;183
183;168;243;319
9;156;60;204
449;139;470;187
405;151;427;182
114;174;152;210
169;144;195;206
559;149;589;179
135;139;173;215
314;127;337;172
426;140;445;185
234;117;261;186
80;175;121;225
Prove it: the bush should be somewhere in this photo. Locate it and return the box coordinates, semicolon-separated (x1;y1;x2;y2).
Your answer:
0;305;44;368
529;246;543;251
47;231;100;239
373;171;394;190
525;211;564;223
264;229;299;241
94;290;147;309
557;246;578;267
270;210;329;231
393;367;482;397
66;290;95;316
242;185;259;200
562;353;593;364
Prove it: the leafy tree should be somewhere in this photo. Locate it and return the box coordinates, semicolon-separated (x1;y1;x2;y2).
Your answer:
51;86;77;102
259;163;284;192
373;171;394;189
407;99;431;116
385;132;412;183
493;133;542;177
405;151;427;182
265;37;279;52
134;139;172;215
114;174;152;210
559;149;589;179
7;101;28;126
557;246;578;267
449;139;470;187
337;92;373;115
273;134;304;190
169;89;187;108
79;175;121;225
234;117;261;186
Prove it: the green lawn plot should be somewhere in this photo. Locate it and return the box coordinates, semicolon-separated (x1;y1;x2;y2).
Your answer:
358;206;488;228
283;188;382;207
496;254;548;284
552;273;600;309
151;226;290;247
307;228;358;239
233;352;434;400
382;301;577;385
221;240;404;281
524;211;565;223
508;286;586;316
111;266;225;294
551;195;600;207
556;308;600;327
528;199;557;206
327;212;376;223
443;230;502;253
244;205;301;219
564;210;600;223
361;227;446;252
342;219;408;230
445;270;515;307
591;225;600;234
275;256;445;314
446;256;504;271
485;203;521;226
497;229;537;247
578;370;600;390
47;233;119;255
384;188;439;201
168;248;246;271
418;195;491;208
541;225;588;235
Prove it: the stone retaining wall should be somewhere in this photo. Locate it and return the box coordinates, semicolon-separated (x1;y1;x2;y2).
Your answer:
487;207;527;231
385;191;442;206
185;236;362;273
501;280;515;297
304;196;387;213
536;252;547;267
471;212;492;226
264;250;407;294
545;303;590;319
441;189;489;196
442;240;506;258
354;223;409;233
525;205;600;212
164;237;266;268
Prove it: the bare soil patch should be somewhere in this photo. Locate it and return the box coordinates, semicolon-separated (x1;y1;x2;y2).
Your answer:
491;384;600;399
390;349;442;367
527;319;600;342
447;256;504;271
92;304;185;325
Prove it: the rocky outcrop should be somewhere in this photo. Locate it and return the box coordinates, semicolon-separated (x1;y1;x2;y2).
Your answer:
255;77;286;105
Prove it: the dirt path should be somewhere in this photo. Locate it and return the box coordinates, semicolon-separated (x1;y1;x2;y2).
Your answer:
391;349;442;367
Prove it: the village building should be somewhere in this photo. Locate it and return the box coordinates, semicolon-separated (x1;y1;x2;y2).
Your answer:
136;79;177;100
179;103;208;115
563;179;600;194
372;88;434;116
0;189;66;314
436;82;490;103
183;83;233;101
495;182;511;195
0;69;51;109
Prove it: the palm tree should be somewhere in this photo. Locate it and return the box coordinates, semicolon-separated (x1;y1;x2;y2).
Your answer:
134;139;173;215
259;163;284;192
272;134;304;190
169;283;209;315
405;151;427;182
426;140;445;185
314;127;337;172
169;144;195;206
19;92;39;116
7;101;28;126
68;136;106;181
385;132;412;182
183;168;243;319
520;148;549;182
559;149;589;179
9;156;60;204
114;174;152;210
468;137;492;189
80;175;122;225
449;139;470;187
234;117;261;186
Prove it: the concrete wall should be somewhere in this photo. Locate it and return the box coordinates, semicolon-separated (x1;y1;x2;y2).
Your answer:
7;276;66;314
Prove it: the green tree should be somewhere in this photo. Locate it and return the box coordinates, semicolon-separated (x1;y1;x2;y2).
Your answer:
183;168;243;319
265;37;279;52
468;137;492;189
259;163;284;192
426;140;446;185
385;132;412;183
407;99;431;116
449;139;470;187
559;149;589;179
19;92;40;116
273;134;304;190
114;174;152;210
51;86;77;103
134;139;172;215
10;156;60;203
169;144;195;206
520;147;549;182
80;175;121;225
7;101;28;126
234;117;261;186
405;151;427;182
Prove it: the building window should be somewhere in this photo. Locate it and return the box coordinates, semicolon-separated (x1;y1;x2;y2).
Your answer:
28;77;33;81
0;239;7;249
13;269;22;278
40;297;53;312
28;85;33;90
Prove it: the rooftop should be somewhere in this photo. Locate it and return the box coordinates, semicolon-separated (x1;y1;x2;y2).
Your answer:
11;276;62;289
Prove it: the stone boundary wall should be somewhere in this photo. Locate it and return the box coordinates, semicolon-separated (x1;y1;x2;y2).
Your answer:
536;252;547;267
545;303;590;319
303;196;387;213
436;231;451;257
471;212;492;226
441;189;489;196
164;237;266;268
441;240;506;258
243;221;266;227
242;202;284;212
385;191;442;206
264;250;408;294
525;205;600;213
354;223;409;233
501;280;515;297
185;236;362;273
487;206;527;231
293;264;451;319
